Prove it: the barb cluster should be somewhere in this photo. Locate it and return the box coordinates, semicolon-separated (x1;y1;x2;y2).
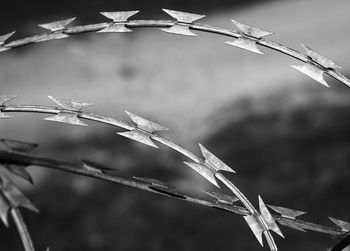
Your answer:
0;9;349;87
1;95;349;251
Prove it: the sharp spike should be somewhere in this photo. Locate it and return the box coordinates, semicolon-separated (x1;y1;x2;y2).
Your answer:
34;32;69;42
125;111;168;133
292;63;329;87
0;95;17;119
226;39;263;55
0;193;10;227
133;176;169;189
100;11;139;22
118;130;159;148
0;139;38;153
44;112;88;126
301;44;341;69
161;9;205;36
267;204;306;220
0;177;39;213
329;217;350;232
206;191;239;205
0;31;16;46
244;215;264;247
38;17;76;32
258;196;284;238
99;11;139;33
48;96;93;112
81;159;113;173
2;164;33;184
278;219;307;232
183;162;219;187
231;19;273;39
199;144;235;173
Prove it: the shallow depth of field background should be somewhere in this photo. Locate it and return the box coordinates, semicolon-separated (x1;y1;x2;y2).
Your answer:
0;0;350;250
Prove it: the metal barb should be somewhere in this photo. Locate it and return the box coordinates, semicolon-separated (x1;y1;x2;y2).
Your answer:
301;44;341;69
199;144;235;173
81;159;113;173
45;96;92;126
2;164;33;184
0;193;10;227
0;95;17;119
133;176;169;189
0;177;39;213
118;130;159;148
267;204;306;220
244;214;265;246
206;191;239;205
125;111;168;133
292;63;329;87
99;11;139;33
0;31;16;46
183;161;219;187
226;20;272;55
161;9;205;36
329;217;350;232
258;196;284;238
38;17;76;32
1;139;38;153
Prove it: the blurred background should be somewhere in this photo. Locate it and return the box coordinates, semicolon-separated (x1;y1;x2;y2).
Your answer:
1;0;350;250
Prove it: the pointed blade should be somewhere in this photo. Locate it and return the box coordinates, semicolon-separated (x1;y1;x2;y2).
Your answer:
34;32;69;42
231;19;273;38
244;215;264;247
118;130;158;148
48;96;93;111
259;196;284;238
226;38;263;55
199;144;235;173
0;95;17;106
38;17;76;32
81;159;114;173
267;204;306;220
206;191;239;205
329;217;350;232
3;164;33;184
0;193;10;227
161;25;198;37
162;9;205;24
45;112;88;126
0;139;38;153
183;162;219;187
1;177;39;213
125;111;168;133
0;31;15;46
292;63;329;87
301;44;341;69
277;218;307;232
133;176;169;189
100;11;139;22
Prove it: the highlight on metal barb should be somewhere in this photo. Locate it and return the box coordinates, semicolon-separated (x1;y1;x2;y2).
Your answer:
329;217;350;232
0;31;15;52
184;144;235;188
37;18;76;42
161;9;205;36
206;191;239;205
244;196;284;247
118;111;168;148
226;19;273;55
133;176;170;189
45;96;93;126
0;176;39;227
99;11;139;33
267;204;307;220
292;44;343;87
0;95;17;119
80;159;114;174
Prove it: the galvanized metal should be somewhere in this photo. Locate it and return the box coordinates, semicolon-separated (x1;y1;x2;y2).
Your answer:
267;204;306;220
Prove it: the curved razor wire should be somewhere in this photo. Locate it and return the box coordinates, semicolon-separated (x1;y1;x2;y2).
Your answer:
1;96;350;250
0;9;348;88
0;143;349;251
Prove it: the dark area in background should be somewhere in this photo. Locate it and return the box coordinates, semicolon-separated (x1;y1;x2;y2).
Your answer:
0;0;276;34
0;85;349;251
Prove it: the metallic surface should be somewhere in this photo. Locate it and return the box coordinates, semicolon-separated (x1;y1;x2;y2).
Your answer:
267;204;306;220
